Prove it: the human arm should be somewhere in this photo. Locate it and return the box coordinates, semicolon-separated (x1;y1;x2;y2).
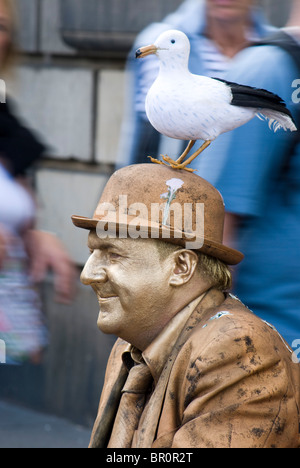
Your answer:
9;173;77;304
24;229;77;304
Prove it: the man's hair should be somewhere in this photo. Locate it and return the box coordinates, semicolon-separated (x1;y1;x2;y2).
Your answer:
156;240;232;291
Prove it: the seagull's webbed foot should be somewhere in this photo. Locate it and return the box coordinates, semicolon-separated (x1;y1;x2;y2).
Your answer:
162;155;177;165
148;156;166;166
148;139;211;172
148;154;178;167
148;155;196;172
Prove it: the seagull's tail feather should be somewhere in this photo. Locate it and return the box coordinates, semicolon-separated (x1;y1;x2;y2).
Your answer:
256;110;297;133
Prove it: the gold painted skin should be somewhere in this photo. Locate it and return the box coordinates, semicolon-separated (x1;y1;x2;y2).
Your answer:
81;233;210;352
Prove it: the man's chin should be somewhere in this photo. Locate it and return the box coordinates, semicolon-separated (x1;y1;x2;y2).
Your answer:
97;304;120;335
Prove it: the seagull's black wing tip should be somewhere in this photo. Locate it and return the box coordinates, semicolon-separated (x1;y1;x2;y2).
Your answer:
213;77;295;121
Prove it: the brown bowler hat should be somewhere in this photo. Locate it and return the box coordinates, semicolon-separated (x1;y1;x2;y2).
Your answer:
72;164;244;265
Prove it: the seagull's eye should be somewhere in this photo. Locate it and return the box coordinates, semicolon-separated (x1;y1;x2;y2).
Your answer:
171;39;176;44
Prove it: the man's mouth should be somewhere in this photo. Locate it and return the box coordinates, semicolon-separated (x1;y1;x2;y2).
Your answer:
98;296;117;303
92;285;118;302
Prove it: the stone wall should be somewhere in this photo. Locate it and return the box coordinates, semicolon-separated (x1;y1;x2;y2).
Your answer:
5;0;293;426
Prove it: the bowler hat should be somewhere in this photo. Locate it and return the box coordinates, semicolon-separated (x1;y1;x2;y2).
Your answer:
72;164;243;265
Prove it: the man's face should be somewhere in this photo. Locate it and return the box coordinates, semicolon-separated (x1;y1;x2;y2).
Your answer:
206;0;254;22
81;232;176;349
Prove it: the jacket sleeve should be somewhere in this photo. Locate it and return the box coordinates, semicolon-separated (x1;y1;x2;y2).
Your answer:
171;321;300;448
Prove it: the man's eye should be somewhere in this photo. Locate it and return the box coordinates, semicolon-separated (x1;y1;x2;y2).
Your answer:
89;249;94;254
109;252;121;260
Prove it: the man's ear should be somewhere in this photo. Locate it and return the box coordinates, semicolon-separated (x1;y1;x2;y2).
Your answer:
169;250;198;287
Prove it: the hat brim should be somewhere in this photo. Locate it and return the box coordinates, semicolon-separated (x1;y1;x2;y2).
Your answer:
71;214;244;265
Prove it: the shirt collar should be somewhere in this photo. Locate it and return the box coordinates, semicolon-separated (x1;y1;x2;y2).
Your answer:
123;294;206;385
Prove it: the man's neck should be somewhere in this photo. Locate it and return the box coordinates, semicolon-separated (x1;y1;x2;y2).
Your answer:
127;287;211;352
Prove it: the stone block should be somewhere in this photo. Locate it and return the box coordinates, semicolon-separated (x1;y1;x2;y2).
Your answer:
15;0;39;53
13;66;94;161
40;0;75;55
35;168;109;265
95;70;125;165
60;0;183;54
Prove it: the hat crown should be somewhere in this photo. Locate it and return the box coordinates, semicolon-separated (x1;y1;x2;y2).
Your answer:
93;164;225;244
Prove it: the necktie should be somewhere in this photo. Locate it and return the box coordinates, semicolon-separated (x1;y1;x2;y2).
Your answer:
108;362;153;448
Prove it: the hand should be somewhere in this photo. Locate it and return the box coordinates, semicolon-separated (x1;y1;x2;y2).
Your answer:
24;229;78;304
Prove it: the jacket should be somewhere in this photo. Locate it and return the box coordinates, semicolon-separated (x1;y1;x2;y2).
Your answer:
89;289;300;448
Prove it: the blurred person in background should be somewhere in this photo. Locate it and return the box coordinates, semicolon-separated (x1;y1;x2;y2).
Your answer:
195;0;300;347
285;0;300;40
0;0;76;365
116;0;275;169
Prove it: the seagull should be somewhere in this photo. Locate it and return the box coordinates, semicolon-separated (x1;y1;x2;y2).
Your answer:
135;29;297;172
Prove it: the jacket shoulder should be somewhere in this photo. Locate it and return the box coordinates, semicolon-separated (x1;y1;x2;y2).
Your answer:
187;294;293;363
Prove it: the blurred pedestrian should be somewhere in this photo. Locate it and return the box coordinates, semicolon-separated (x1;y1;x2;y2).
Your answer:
195;0;300;347
116;0;274;169
0;0;77;365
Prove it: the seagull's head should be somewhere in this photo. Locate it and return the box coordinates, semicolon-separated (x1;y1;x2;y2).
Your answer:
136;30;190;66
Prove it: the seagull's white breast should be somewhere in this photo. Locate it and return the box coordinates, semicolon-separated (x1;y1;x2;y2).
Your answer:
145;72;255;141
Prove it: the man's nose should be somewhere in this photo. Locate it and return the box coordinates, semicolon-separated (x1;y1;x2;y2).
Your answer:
80;253;108;285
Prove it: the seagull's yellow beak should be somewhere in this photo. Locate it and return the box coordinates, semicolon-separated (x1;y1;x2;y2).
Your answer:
135;44;157;59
